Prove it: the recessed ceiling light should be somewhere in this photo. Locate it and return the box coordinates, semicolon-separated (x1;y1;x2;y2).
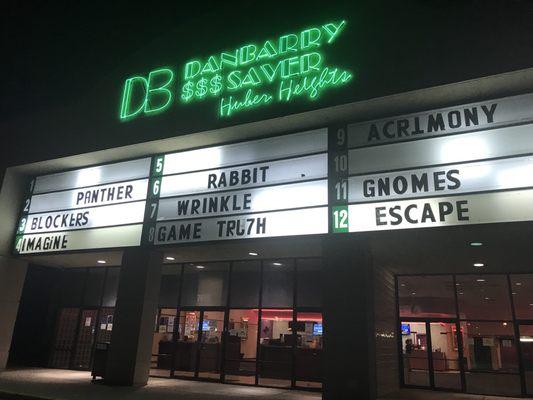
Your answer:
273;262;282;266
401;283;406;287
484;297;490;300
516;282;522;286
512;292;517;295
248;252;258;256
196;265;205;269
165;256;175;261
473;263;484;267
476;279;486;282
458;292;464;295
411;292;416;295
503;322;508;326
470;242;483;247
529;303;533;307
97;260;106;264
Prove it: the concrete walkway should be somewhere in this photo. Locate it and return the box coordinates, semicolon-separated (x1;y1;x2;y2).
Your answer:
0;368;320;400
0;368;529;400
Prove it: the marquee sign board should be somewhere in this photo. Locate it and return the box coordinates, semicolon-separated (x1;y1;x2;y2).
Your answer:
143;129;329;246
333;93;533;233
12;93;533;254
14;159;151;254
119;20;353;120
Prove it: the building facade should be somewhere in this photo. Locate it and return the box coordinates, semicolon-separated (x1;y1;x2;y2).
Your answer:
2;10;533;400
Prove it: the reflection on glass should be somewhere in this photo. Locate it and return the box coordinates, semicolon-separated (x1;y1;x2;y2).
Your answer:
198;311;225;379
398;276;456;318
429;322;461;390
296;259;323;307
262;261;294;308
461;321;521;396
174;311;200;377
225;309;259;385
150;308;177;377
401;321;430;387
295;312;323;389
456;275;512;321
510;275;533;319
181;263;229;307
519;325;533;396
230;261;260;308
258;309;293;388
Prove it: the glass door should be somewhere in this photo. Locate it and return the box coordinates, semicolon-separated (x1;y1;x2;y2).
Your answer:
401;321;430;387
198;310;225;380
429;321;462;391
519;324;533;396
72;308;98;369
174;310;200;377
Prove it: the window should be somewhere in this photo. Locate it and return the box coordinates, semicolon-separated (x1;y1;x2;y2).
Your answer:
225;309;259;385
262;260;294;308
180;262;229;307
82;268;105;306
101;267;120;307
230;261;260;308
296;259;322;307
510;274;533;320
398;276;456;318
159;264;181;307
456;275;512;321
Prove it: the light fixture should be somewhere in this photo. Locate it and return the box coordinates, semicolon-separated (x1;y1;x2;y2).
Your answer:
273;262;283;266
248;252;258;256
529;303;533;307
400;283;406;287
476;279;486;282
484;297;490;300
196;265;205;269
473;263;484;268
411;292;416;295
165;256;175;261
470;242;483;247
97;260;107;264
512;292;517;295
503;322;508;326
520;337;533;343
458;292;464;295
516;282;522;286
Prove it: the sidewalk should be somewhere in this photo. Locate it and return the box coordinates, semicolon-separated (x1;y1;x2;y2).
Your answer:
0;368;320;400
0;368;528;400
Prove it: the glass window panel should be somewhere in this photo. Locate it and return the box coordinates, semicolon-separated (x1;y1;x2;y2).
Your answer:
230;261;260;308
82;268;105;306
460;321;521;396
296;259;322;308
158;264;180;307
181;262;229;307
295;312;323;389
429;322;461;390
150;308;177;378
225;309;259;385
456;275;512;320
401;321;430;387
398;276;456;318
519;325;533;396
102;267;120;307
174;311;200;377
510;274;533;320
262;260;294;308
60;269;86;306
198;310;225;379
258;309;293;388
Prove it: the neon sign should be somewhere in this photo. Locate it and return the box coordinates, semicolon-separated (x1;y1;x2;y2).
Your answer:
119;20;353;120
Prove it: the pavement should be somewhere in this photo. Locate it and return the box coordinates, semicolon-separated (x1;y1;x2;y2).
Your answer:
0;368;529;400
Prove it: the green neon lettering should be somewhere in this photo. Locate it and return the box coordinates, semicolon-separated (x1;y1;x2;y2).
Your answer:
144;68;174;115
260;62;281;82
322;20;346;43
122;19;354;120
242;67;262;87
201;56;221;75
300;52;322;74
257;40;278;60
184;60;201;79
219;89;273;117
301;28;322;49
279;34;299;54
280;56;300;79
239;44;257;65
119;76;148;120
227;71;242;90
220;50;238;68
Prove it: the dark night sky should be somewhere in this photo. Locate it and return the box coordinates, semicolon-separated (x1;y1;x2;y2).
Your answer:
2;0;533;173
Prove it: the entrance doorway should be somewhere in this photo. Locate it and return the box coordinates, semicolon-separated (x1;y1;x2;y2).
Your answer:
519;324;533;396
400;320;463;391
